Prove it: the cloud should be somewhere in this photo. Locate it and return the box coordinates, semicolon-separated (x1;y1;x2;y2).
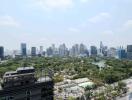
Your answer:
68;27;80;33
88;12;111;23
34;0;73;10
0;15;20;27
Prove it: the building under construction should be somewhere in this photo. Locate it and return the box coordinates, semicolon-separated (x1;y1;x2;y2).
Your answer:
0;66;54;100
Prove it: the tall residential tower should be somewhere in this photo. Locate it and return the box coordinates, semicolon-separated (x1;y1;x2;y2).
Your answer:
21;43;27;56
0;46;4;60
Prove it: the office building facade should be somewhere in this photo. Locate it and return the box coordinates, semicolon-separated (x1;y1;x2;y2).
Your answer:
31;47;36;56
0;46;4;60
21;43;27;56
118;48;127;59
90;46;97;56
127;45;132;59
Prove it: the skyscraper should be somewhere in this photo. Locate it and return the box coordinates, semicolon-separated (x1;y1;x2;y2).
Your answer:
100;41;103;54
107;47;117;58
46;47;53;57
21;43;27;56
74;44;79;56
0;46;4;60
69;44;79;57
69;44;88;57
79;44;86;55
79;44;88;57
59;43;68;57
90;46;97;56
39;46;43;55
31;47;36;56
117;47;126;59
127;45;132;59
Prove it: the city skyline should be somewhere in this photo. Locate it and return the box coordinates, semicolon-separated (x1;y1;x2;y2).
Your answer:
0;0;132;50
1;42;132;51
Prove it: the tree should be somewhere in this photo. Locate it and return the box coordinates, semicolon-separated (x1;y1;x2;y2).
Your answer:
111;90;118;99
53;75;64;83
118;81;126;89
67;96;76;100
58;87;63;93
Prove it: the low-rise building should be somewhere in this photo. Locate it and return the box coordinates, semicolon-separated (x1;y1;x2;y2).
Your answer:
54;78;94;99
0;67;54;100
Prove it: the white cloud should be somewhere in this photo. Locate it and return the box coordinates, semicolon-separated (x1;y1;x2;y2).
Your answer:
88;12;111;23
35;0;73;10
68;27;80;33
0;15;20;27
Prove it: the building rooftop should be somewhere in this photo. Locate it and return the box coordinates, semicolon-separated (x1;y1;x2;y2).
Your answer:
78;82;94;88
37;77;52;83
73;78;90;84
17;67;34;71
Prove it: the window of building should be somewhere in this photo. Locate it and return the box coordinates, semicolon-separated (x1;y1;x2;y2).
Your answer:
26;90;31;100
26;97;30;100
0;96;14;100
20;81;24;86
26;90;31;95
26;80;29;84
0;97;6;100
9;96;14;100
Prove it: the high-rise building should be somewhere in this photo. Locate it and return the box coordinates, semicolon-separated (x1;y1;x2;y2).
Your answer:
100;41;103;54
46;47;53;57
74;44;79;56
51;44;59;56
21;43;27;56
69;44;79;57
69;44;88;57
31;47;36;56
99;41;108;56
127;45;132;59
117;47;127;59
90;46;97;56
79;44;88;57
59;43;68;57
107;47;117;58
79;44;86;55
0;46;4;60
103;46;108;57
39;46;43;55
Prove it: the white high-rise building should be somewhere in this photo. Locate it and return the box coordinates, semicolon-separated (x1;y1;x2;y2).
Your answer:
59;43;68;57
39;46;43;55
69;44;88;57
107;47;117;58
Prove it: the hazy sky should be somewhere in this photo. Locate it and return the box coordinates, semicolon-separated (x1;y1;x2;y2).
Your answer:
0;0;132;50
